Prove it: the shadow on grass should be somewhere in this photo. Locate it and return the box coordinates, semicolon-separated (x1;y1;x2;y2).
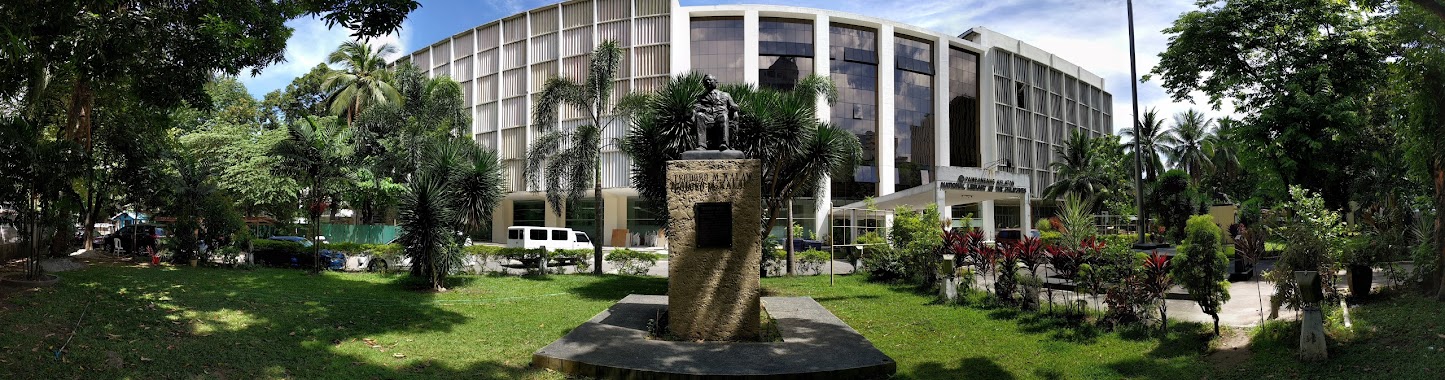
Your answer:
809;294;881;303
0;264;561;379
565;274;668;301
912;356;1016;380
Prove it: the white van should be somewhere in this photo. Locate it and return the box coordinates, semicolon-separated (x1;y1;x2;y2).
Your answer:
506;226;595;251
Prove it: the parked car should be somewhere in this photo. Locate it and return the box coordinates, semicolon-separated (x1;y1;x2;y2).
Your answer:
506;227;595;251
992;228;1041;247
787;238;825;252
354;238;482;273
253;236;345;270
102;224;167;255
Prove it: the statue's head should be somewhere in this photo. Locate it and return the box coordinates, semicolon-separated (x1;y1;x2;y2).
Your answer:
702;74;718;89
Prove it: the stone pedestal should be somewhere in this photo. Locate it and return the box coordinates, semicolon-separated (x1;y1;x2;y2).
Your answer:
665;159;762;341
1295;271;1328;361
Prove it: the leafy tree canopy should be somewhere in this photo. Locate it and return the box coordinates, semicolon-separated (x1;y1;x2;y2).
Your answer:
1149;0;1390;208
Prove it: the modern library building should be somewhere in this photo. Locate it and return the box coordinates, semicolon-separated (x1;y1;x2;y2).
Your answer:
400;0;1114;245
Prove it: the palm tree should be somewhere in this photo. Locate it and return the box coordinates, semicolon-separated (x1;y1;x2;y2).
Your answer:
1120;108;1175;182
526;40;643;274
272;116;354;273
1044;130;1110;205
621;73;860;275
324;41;401;126
1165;109;1216;184
352;62;469;222
398;137;505;290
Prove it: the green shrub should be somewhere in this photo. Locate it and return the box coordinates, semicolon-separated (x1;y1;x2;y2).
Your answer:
605;248;657;276
1040;231;1064;247
1173;215;1230;335
857;232;905;282
760;238;783;276
251;238;303;256
884;205;944;285
498;247;545;261
1266;186;1347;314
369;243;402;258
1036;218;1055;233
798;249;830;274
321;242;368;254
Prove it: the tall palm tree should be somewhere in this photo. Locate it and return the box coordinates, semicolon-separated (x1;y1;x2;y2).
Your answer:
352;62;468;222
324;41;401;126
272;116;353;273
621;73;860;275
398;136;506;290
1120;108;1175;182
526;40;644;274
1044;130;1109;205
1165;109;1216;183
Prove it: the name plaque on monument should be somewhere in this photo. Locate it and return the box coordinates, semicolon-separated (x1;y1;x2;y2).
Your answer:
694;202;733;248
665;158;762;341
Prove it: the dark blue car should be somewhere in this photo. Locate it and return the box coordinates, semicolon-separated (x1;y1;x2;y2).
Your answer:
265;236;345;270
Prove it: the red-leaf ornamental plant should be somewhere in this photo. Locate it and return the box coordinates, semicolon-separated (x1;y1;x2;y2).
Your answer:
994;241;1021;304
1014;237;1048;275
1142;250;1174;333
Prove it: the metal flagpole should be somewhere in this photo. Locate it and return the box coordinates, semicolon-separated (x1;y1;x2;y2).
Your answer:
1127;0;1147;247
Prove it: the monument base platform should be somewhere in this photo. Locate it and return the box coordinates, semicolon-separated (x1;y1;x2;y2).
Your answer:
532;294;896;379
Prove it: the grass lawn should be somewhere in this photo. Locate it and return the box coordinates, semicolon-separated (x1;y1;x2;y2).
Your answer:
1;262;1437;379
0;264;667;379
764;275;1215;379
1221;289;1445;379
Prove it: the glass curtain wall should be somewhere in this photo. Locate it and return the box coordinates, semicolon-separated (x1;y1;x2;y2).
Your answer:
758;18;813;90
828;24;879;202
563;199;597;237
512;200;545;227
894;35;934;190
690;17;745;84
949;47;981;167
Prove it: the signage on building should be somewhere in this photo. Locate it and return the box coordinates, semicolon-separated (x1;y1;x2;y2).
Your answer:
940;175;1026;193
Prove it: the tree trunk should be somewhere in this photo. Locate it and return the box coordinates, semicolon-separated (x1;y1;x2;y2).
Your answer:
594;163;604;275
1434;163;1445;301
1212;313;1221;336
786;197;795;276
312;178;323;274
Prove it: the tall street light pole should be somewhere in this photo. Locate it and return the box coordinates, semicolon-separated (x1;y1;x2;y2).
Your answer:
1127;0;1148;247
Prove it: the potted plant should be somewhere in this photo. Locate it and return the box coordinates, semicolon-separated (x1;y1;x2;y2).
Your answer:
1342;235;1376;299
1232;228;1265;280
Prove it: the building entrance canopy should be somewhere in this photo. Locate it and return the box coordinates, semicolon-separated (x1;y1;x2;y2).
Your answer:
838;166;1032;237
840;178;1026;211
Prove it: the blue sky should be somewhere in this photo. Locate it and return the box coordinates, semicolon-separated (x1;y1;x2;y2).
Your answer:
239;0;1231;134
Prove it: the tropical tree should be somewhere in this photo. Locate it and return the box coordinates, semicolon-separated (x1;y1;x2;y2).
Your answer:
398;137;506;290
324;41;401;126
352;62;469;221
1391;0;1445;299
1150;0;1389;209
1173;215;1231;336
1044;130;1110;204
526;40;641;274
272;116;353;273
1165;109;1216;184
621;72;860;275
1120;108;1175;182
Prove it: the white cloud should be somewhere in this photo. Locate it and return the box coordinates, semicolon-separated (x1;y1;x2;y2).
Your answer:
239;17;411;99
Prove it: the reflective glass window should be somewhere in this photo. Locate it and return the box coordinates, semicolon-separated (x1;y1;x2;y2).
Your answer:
513;200;545;227
828;24;879;202
690;17;744;84
949;47;981;167
894;35;933;190
759;18;813;90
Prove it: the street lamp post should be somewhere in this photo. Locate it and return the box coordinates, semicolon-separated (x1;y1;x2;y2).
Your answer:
1127;0;1148;247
